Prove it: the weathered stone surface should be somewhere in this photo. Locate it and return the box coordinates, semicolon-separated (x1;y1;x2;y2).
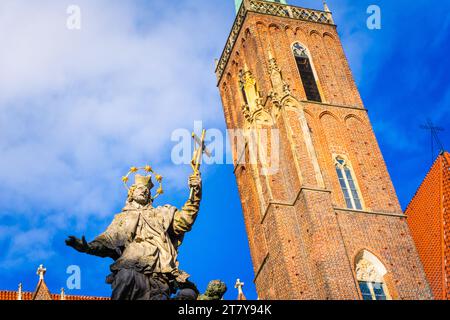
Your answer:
66;173;203;300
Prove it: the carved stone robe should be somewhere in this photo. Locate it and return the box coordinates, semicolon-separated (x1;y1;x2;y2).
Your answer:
87;193;201;282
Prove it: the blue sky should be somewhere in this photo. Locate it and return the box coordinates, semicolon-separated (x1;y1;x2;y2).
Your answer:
0;0;448;300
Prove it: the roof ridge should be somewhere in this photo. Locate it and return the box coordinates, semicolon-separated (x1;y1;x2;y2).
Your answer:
405;153;446;213
0;289;109;300
442;151;450;167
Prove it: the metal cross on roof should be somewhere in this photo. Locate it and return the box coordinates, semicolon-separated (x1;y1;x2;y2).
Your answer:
421;119;445;165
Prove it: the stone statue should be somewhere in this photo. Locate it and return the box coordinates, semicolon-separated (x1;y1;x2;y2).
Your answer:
198;280;228;300
65;165;202;300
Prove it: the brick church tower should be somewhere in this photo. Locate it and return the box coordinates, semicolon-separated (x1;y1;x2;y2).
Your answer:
216;0;433;300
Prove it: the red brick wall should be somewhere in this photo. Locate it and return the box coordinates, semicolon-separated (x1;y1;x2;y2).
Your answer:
218;11;432;300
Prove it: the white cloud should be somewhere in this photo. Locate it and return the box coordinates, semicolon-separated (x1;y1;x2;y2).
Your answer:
0;227;55;269
0;0;227;217
0;0;231;265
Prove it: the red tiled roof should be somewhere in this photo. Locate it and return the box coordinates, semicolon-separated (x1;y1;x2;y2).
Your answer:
55;294;110;301
406;151;450;300
0;264;111;301
0;291;20;300
0;290;109;301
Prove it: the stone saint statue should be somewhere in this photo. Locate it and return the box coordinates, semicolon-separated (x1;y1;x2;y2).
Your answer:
65;168;202;300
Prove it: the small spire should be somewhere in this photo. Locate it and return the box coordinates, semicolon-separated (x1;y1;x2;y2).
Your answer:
235;278;247;300
60;288;66;301
17;283;23;300
37;264;47;281
323;0;331;12
235;0;243;13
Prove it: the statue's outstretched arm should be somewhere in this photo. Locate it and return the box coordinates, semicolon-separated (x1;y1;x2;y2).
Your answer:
66;234;122;260
85;234;123;259
66;214;129;260
172;174;202;237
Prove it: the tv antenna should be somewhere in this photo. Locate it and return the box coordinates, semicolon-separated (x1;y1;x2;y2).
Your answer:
420;119;444;165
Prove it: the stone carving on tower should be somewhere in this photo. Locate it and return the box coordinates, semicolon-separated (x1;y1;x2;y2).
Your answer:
267;52;291;101
356;259;383;283
239;66;273;127
266;52;295;121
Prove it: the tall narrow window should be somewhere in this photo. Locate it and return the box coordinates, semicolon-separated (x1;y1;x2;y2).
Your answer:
292;42;322;102
355;251;391;300
335;157;363;210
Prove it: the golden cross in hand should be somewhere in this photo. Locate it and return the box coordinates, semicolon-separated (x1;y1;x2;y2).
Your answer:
189;129;211;201
191;129;211;174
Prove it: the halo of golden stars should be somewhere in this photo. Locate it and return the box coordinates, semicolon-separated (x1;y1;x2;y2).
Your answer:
122;166;164;201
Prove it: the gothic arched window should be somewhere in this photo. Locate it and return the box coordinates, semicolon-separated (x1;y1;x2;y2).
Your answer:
355;251;391;300
292;42;322;103
335;156;363;210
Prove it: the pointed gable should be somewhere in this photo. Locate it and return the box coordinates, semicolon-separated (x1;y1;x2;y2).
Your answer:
406;151;450;300
31;279;53;301
237;291;247;301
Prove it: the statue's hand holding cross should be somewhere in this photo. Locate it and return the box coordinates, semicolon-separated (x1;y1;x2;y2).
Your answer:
189;129;211;201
